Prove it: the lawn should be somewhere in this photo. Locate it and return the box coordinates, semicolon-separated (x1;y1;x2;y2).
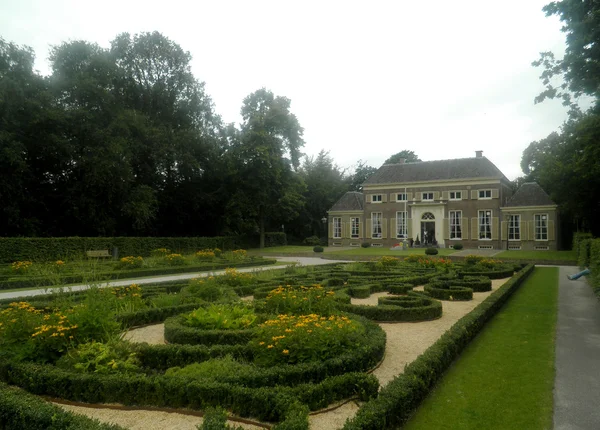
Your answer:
333;247;457;257
494;250;577;262
403;267;558;430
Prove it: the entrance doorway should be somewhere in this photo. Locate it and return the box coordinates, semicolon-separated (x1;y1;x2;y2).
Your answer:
420;212;435;245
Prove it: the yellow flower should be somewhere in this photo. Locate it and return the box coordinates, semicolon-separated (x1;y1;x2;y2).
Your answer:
259;341;265;345
282;349;289;355
267;345;274;349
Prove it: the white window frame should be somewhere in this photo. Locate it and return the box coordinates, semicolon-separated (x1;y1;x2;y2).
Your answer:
396;211;408;239
449;191;462;201
371;194;382;203
372;212;382;238
478;189;492;199
333;217;342;239
422;192;434;201
351;217;360;238
478;210;492;240
535;213;548;241
449;210;462;239
396;193;408;202
508;214;520;241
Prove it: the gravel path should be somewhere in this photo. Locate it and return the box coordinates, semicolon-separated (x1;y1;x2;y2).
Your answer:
57;277;510;429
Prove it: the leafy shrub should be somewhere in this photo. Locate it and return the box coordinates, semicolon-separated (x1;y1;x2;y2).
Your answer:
303;236;322;246
186;278;229;302
361;242;371;248
313;246;324;253
376;256;399;270
57;340;140;374
117;256;144;269
200;406;244;430
166;355;254;383
425;248;438;255
464;254;484;265
223;249;247;261
150;248;170;257
250;314;366;366
452;243;464;250
164;253;186;266
195;250;216;261
220;268;254;287
68;287;122;344
263;285;336;315
107;284;146;313
148;293;185;308
184;304;257;330
11;261;32;274
0;301;80;363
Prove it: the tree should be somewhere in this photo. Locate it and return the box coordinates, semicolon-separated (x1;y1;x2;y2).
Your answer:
291;151;348;240
384;150;421;164
532;1;600;113
227;88;305;248
521;114;600;236
346;160;377;191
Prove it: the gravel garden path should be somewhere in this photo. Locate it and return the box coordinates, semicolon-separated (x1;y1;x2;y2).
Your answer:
56;277;510;429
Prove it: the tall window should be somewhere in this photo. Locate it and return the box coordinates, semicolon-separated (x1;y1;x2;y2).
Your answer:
508;215;520;240
449;191;462;200
351;217;360;238
422;192;434;201
371;194;382;203
396;193;407;201
535;214;548;240
449;210;462;239
396;211;407;239
478;210;492;240
372;213;382;238
478;190;492;199
333;217;342;239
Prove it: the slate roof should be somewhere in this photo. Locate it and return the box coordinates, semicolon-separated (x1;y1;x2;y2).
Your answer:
505;182;556;207
329;192;364;211
363;157;507;185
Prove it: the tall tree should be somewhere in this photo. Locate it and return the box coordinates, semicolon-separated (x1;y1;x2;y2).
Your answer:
384;150;421;164
532;0;600;113
0;38;65;236
291;150;348;240
227;88;305;248
346;160;377;191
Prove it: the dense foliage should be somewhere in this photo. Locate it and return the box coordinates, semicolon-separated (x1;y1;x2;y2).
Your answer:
0;34;420;244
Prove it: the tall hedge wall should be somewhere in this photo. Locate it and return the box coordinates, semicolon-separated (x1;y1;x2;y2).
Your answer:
586;238;600;299
0;233;286;262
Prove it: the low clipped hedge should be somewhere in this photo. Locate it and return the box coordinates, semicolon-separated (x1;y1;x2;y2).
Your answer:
457;267;514;280
343;264;535;430
133;316;385;388
0;258;276;291
387;283;414;294
338;292;442;322
0;360;375;425
424;281;473;301
0;382;126;430
451;276;492;292
116;303;201;327
164;315;257;346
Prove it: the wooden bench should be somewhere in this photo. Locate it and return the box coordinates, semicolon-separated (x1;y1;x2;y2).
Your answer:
86;250;111;258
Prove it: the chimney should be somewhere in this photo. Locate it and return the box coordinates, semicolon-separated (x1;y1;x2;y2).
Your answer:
398;158;406;164
475;150;483;158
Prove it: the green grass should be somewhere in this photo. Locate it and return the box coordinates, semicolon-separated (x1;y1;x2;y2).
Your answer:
333;247;456;256
403;267;558;430
495;250;576;262
248;246;317;254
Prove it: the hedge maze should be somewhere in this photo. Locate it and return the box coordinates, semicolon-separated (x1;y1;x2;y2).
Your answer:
0;256;527;429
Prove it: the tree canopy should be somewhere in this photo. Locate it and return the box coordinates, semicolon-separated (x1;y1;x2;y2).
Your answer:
524;1;600;237
384;150;421;164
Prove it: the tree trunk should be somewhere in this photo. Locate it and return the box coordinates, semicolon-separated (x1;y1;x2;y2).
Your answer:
259;211;265;249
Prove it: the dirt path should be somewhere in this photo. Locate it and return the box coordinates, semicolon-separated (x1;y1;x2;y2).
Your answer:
58;278;510;429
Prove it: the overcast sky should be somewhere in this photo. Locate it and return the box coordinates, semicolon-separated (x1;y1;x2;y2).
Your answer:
1;0;570;180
